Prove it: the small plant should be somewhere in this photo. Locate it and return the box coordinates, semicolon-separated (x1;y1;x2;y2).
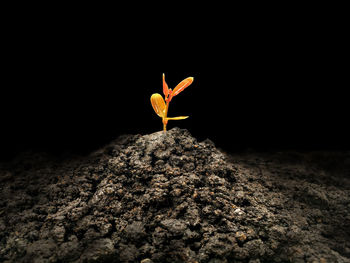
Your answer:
151;74;194;132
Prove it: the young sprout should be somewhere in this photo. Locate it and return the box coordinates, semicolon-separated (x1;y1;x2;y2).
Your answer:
151;74;194;132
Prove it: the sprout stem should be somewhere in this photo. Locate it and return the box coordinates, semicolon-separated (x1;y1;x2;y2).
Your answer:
163;100;170;132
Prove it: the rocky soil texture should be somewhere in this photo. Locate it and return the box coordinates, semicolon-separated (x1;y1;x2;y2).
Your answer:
0;128;349;262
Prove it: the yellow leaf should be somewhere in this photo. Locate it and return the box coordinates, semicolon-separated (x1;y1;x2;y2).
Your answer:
167;116;189;120
172;77;194;97
150;93;166;118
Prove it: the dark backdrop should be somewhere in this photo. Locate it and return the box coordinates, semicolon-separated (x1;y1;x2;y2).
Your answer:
1;23;348;160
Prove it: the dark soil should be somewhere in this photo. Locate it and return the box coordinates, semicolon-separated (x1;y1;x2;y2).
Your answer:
0;128;349;263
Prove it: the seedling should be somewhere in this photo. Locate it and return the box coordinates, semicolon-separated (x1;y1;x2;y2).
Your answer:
151;74;194;132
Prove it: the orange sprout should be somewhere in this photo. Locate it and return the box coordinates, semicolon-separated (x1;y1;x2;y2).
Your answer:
151;74;194;132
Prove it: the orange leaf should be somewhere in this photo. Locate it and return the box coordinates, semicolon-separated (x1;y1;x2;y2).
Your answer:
163;73;169;97
172;77;194;97
167;116;189;120
150;93;166;118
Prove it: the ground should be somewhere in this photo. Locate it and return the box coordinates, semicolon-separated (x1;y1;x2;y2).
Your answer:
0;128;349;262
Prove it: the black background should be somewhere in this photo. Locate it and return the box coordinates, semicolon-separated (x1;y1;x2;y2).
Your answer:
1;15;348;160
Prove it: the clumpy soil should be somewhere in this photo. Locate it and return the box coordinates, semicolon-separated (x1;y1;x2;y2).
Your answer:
0;128;349;263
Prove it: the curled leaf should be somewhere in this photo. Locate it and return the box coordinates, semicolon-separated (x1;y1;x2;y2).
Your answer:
150;93;166;118
172;77;194;97
163;73;169;97
167;116;189;120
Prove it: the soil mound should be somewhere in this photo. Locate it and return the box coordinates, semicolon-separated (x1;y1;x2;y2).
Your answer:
0;128;349;262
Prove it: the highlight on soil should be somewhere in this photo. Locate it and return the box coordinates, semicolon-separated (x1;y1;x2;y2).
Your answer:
151;74;194;132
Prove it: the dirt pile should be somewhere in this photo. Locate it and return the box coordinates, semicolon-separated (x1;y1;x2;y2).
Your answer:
0;128;349;262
